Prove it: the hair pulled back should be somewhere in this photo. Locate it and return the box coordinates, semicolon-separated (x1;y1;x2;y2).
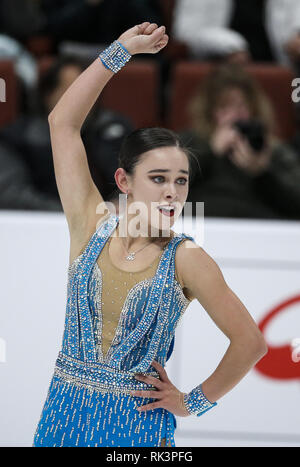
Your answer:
110;127;199;198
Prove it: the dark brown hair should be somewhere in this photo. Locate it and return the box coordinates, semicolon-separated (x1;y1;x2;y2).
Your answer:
189;64;276;139
111;127;200;197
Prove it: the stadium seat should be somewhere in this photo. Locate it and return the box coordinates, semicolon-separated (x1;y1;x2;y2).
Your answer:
99;60;161;128
38;57;161;128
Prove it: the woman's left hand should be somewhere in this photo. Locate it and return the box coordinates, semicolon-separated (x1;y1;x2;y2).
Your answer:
130;360;191;417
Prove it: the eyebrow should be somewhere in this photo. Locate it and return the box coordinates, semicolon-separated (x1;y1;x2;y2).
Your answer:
147;169;189;175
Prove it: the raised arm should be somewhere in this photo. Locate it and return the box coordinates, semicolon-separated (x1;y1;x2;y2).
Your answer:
48;22;168;249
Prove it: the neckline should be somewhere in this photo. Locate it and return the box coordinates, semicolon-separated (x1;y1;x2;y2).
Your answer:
105;234;169;274
104;217;176;274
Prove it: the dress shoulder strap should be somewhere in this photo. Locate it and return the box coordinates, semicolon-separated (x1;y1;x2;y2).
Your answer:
128;232;196;373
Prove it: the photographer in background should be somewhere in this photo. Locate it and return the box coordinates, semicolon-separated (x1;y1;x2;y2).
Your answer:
180;64;300;220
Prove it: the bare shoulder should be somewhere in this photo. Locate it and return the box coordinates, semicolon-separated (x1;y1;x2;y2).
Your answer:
174;237;267;348
175;238;206;265
175;238;224;301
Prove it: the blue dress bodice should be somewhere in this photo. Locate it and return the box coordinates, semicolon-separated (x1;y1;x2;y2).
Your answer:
32;213;196;447
61;213;194;372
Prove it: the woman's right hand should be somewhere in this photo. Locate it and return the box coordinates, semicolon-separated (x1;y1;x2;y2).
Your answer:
229;134;272;176
211;125;239;157
117;22;169;56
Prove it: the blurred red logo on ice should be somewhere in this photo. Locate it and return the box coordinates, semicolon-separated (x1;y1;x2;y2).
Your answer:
255;294;300;380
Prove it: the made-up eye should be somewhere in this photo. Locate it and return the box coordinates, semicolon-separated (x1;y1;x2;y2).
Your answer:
150;176;187;184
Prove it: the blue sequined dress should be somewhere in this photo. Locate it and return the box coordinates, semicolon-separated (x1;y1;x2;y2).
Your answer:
33;213;194;447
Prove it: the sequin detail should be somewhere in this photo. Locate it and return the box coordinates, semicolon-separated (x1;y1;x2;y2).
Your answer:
183;384;217;417
33;214;194;447
99;40;131;73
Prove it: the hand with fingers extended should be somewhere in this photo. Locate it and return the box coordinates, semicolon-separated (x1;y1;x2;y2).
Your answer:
117;22;169;56
130;360;191;417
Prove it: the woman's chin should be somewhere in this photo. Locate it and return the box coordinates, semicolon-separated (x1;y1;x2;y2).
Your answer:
149;218;175;236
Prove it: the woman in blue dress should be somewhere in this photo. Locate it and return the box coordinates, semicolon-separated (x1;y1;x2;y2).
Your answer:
33;22;268;447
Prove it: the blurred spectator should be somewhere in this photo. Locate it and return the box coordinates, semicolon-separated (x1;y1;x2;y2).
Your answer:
173;0;300;67
0;0;44;39
0;140;61;210
180;64;300;220
0;54;134;210
0;0;163;49
41;0;163;46
0;34;38;112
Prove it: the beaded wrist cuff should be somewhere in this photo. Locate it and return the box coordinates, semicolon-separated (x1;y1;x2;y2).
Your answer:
183;384;217;417
99;40;132;73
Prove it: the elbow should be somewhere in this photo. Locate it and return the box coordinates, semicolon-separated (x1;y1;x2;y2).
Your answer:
232;332;268;358
249;332;268;358
48;101;65;124
48;110;65;126
254;329;268;354
48;111;59;126
255;338;268;357
48;112;79;131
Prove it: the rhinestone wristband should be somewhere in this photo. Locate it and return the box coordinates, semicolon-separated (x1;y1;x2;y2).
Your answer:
183;384;217;417
99;40;132;73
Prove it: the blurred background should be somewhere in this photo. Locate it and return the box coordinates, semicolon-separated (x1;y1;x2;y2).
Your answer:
0;0;300;447
1;0;300;217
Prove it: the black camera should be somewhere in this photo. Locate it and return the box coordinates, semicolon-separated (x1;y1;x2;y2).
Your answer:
233;119;266;153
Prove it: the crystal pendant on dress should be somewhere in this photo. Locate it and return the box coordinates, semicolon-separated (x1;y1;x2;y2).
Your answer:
126;253;135;261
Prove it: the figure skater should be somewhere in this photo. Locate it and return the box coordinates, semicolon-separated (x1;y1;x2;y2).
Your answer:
32;22;267;447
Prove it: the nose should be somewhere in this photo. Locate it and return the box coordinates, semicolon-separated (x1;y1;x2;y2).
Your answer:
164;183;178;201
